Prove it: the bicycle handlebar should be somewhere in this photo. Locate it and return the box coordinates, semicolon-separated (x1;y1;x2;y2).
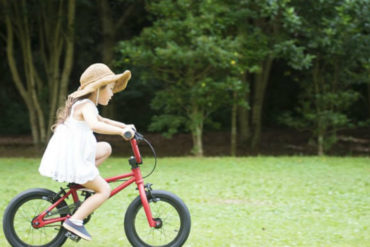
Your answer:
124;131;133;139
123;129;144;141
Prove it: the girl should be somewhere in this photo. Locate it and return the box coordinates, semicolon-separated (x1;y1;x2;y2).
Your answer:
39;63;135;241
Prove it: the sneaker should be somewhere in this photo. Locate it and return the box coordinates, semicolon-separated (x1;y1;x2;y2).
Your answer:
63;219;92;241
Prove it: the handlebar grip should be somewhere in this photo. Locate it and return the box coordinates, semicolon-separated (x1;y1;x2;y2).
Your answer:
124;131;134;139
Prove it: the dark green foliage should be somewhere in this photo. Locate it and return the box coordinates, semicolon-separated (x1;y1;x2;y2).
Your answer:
279;0;370;154
117;0;244;155
0;0;369;155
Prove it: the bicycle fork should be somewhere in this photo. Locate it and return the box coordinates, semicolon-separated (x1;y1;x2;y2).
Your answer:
129;138;160;229
131;161;159;228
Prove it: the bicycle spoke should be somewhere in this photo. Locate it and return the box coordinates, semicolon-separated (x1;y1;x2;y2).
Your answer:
19;208;31;221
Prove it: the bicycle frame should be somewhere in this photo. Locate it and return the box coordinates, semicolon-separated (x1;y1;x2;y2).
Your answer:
32;138;157;229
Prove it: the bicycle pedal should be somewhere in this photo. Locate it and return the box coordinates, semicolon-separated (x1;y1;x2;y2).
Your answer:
65;231;81;242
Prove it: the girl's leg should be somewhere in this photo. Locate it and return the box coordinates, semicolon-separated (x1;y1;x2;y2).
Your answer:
70;176;110;221
69;142;111;220
95;142;112;167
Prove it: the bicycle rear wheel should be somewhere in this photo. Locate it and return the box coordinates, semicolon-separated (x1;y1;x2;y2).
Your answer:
124;190;191;247
3;188;68;247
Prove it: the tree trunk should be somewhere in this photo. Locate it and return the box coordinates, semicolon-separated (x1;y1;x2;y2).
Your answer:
231;91;237;156
192;126;204;157
59;0;76;104
23;13;47;144
46;0;63;135
238;72;250;145
368;83;370;117
46;0;75;139
250;56;273;150
54;0;76;138
28;107;40;145
99;0;116;119
238;105;249;145
317;133;324;156
99;0;115;66
190;105;204;157
313;59;325;156
3;0;76;145
3;0;42;145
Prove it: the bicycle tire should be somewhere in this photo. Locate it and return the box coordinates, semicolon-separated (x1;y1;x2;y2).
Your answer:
124;190;191;247
3;188;69;247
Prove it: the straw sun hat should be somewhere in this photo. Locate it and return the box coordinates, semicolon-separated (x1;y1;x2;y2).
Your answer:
69;63;131;98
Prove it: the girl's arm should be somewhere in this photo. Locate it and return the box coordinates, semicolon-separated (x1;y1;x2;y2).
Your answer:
81;103;133;139
98;116;126;129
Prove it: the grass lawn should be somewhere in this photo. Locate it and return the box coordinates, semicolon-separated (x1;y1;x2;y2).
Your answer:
0;157;369;246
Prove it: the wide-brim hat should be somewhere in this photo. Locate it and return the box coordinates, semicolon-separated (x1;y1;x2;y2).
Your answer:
69;63;131;98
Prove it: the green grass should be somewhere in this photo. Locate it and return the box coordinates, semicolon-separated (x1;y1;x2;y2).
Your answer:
0;157;369;246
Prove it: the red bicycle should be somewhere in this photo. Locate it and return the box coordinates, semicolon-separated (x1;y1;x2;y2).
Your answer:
3;132;191;247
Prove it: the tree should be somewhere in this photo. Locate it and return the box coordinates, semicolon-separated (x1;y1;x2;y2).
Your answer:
1;0;75;145
226;0;312;151
118;0;239;156
281;0;369;155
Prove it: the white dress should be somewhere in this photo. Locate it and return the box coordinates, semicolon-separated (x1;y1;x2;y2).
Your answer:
39;99;99;184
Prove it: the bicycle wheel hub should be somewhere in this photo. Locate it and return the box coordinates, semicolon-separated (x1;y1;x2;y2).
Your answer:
154;218;163;229
31;217;41;229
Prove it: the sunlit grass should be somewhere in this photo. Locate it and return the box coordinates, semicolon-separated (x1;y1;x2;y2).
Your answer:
0;157;369;246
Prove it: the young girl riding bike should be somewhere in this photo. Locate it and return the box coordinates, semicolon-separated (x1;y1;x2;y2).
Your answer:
39;63;135;241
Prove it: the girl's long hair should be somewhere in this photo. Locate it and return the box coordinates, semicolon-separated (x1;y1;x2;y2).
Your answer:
51;94;91;132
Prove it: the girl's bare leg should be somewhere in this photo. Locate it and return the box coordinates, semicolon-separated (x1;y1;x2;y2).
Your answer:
70;142;112;220
70;176;110;220
95;142;112;167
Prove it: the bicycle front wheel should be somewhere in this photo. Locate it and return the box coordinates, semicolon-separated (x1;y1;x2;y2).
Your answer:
124;190;191;247
3;188;68;247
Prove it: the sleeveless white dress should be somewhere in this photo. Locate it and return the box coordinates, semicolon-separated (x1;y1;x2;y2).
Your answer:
39;99;99;184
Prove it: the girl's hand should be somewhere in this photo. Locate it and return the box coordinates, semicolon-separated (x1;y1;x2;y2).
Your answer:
121;127;135;141
126;124;136;131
